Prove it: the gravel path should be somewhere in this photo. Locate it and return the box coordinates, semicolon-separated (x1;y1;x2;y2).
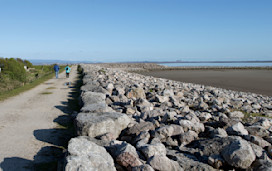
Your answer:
0;66;77;170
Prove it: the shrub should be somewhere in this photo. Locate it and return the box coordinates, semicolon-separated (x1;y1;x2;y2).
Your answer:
0;58;27;82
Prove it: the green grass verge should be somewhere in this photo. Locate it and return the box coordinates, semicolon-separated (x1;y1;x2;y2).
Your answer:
0;70;64;101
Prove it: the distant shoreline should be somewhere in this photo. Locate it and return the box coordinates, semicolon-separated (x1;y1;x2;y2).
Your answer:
156;60;272;64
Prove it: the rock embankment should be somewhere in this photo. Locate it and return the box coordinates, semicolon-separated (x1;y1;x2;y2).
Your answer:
65;64;272;171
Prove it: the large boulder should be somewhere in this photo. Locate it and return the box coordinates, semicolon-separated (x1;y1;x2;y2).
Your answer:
65;136;116;171
76;112;131;138
221;138;256;169
81;91;106;105
81;102;113;113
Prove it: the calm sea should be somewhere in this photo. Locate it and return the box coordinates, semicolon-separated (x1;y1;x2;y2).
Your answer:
160;62;272;67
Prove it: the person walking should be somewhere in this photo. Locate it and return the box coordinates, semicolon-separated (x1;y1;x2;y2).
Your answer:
65;65;71;78
53;64;60;78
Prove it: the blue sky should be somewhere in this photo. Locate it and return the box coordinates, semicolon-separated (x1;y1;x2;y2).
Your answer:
0;0;271;62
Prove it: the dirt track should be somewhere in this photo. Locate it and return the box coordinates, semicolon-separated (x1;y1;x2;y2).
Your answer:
0;66;77;170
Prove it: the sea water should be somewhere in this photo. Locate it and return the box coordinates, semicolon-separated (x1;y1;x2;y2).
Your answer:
160;62;272;67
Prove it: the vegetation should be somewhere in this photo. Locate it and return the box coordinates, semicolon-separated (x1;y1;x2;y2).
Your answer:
0;57;63;101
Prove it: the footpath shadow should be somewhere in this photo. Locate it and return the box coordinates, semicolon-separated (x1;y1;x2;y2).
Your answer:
0;71;82;171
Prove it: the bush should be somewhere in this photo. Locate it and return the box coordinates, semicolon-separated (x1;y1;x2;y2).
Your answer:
0;58;27;82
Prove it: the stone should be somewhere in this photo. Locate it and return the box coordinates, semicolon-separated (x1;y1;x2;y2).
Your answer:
243;135;271;148
127;122;155;136
198;112;212;122
154;95;169;103
131;164;155;171
156;125;184;139
210;128;228;138
126;107;137;115
179;130;198;146
207;155;225;169
140;143;167;159
108;141;140;160
251;159;272;171
268;146;272;157
65;136;116;171
148;155;183;171
221;138;256;169
228;111;244;118
116;152;143;169
126;87;146;99
167;149;216;171
135;131;150;148
76;112;130;138
246;125;270;137
81;91;106;105
179;119;204;133
226;122;248;136
81;102;113;113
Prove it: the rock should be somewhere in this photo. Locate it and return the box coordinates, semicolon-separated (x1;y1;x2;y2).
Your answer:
246;125;270;137
132;164;155;171
127;121;155;136
167;149;216;171
81;91;106;105
226;122;248;136
140;143;167;159
126;107;137;115
198;112;212;122
253;118;272;129
209;128;228;138
179;130;198;146
147;155;183;171
99;132;116;141
126;87;146;99
251;159;272;171
154;95;169;103
135;131;150;148
178;119;204;133
81;102;113;113
116;152;143;169
221;138;256;169
162;89;174;97
65;136;116;171
268;146;272;158
76;112;130;138
156;125;184;139
228;111;244;118
243;135;271;148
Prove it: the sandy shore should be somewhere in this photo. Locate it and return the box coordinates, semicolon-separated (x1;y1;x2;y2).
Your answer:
139;69;272;97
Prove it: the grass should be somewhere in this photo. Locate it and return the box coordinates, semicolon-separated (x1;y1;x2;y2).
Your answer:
0;72;54;101
40;91;53;95
46;87;56;89
0;68;65;101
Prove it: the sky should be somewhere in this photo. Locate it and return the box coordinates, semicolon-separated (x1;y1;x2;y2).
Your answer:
0;0;271;62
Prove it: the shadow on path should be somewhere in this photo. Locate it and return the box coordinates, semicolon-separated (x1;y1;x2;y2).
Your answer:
0;70;82;171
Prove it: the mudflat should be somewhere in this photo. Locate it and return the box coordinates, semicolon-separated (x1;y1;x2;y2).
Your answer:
140;69;272;97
